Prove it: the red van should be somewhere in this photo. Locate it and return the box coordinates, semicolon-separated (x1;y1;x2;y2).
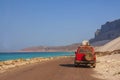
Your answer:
74;45;96;68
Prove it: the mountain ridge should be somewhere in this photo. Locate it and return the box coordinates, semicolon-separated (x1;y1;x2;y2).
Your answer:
20;43;80;52
21;19;120;52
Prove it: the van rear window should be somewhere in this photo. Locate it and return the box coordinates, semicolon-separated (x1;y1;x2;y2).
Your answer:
79;48;92;54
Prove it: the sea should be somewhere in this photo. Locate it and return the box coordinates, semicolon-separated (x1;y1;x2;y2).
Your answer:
0;52;74;61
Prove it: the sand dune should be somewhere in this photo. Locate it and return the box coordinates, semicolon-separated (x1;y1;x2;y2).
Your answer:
96;36;120;52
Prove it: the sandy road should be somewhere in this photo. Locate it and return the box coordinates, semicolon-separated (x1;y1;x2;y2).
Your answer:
0;57;101;80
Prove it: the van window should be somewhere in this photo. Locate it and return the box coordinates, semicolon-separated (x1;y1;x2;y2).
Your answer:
79;48;92;54
80;49;85;53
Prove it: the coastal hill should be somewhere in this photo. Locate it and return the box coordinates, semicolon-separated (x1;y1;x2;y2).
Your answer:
21;19;120;52
21;43;80;52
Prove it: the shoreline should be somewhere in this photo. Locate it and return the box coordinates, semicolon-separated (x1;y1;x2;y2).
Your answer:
0;56;72;73
0;52;74;62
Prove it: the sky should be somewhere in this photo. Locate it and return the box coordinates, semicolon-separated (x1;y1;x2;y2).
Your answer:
0;0;120;51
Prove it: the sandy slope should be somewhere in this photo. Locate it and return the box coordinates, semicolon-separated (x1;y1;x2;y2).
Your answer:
96;37;120;52
91;40;110;46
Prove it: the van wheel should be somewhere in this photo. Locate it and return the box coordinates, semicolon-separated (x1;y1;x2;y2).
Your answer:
93;66;96;68
92;63;96;68
74;64;79;67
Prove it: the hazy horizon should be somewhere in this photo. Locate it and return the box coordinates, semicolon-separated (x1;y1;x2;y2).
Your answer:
1;0;120;51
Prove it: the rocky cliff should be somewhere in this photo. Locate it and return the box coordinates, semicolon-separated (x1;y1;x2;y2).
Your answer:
90;19;120;45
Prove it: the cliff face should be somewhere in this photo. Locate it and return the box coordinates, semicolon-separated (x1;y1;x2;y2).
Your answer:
90;19;120;43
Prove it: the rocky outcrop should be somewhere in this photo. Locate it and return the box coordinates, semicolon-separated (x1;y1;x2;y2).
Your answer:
90;19;120;45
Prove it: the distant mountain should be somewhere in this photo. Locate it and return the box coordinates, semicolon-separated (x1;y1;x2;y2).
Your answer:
90;19;120;46
20;43;81;52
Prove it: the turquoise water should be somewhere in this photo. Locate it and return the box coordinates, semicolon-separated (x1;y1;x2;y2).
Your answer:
0;52;74;61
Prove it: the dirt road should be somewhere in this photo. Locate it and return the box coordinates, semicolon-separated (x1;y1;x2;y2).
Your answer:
0;57;101;80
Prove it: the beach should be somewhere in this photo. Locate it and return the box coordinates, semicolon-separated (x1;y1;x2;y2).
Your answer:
0;56;68;73
0;52;74;73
